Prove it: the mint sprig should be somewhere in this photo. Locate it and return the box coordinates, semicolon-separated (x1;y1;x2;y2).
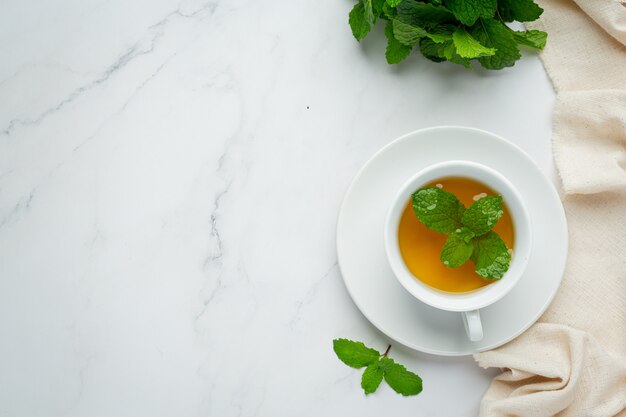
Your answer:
347;0;547;69
412;186;511;279
333;339;423;396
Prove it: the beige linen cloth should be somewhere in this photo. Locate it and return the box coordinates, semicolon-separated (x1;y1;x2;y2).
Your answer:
473;0;626;416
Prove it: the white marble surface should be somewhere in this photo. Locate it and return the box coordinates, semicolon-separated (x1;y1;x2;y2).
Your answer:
0;0;555;416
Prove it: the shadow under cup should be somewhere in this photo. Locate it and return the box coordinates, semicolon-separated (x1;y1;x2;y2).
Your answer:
384;161;532;341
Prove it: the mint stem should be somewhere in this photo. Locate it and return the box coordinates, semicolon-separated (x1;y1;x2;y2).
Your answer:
382;345;391;357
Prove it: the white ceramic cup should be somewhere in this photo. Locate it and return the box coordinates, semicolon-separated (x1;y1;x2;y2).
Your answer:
384;161;532;342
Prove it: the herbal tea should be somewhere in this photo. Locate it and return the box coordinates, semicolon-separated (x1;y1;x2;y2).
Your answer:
398;177;515;293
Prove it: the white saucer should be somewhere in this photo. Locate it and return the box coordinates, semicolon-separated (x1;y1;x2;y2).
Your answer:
336;127;568;356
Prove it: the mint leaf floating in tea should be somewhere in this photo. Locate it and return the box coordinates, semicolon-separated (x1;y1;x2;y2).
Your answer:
455;226;476;243
411;185;511;279
440;232;474;268
332;339;423;396
462;195;504;236
471;231;511;279
411;186;465;234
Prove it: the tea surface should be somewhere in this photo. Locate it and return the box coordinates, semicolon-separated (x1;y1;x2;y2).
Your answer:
398;177;515;293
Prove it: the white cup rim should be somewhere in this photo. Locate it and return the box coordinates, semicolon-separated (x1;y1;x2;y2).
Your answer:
384;160;532;312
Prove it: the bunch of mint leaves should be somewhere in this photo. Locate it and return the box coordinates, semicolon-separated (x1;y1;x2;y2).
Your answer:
412;187;511;278
348;0;547;69
333;339;423;396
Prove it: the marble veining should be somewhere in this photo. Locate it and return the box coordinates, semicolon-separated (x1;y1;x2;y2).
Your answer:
0;0;556;415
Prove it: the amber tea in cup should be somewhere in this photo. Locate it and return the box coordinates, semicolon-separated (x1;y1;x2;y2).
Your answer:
397;176;515;293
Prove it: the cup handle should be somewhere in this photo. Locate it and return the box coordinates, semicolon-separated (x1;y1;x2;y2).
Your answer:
462;310;483;342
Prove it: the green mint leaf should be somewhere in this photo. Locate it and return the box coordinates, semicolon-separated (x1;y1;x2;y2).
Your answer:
385;21;412;64
446;0;497;26
334;342;424;397
386;0;402;7
393;19;428;46
363;0;375;25
380;358;423;396
333;339;381;368
419;38;446;62
426;32;452;43
412;187;466;234
373;0;386;18
382;1;397;18
349;2;371;41
440;232;474;268
462;195;503;236
441;41;472;68
470;19;520;70
361;361;384;394
497;0;543;22
396;0;455;28
416;24;454;61
419;23;455;43
455;226;476;243
512;30;547;49
470;231;511;279
452;28;496;58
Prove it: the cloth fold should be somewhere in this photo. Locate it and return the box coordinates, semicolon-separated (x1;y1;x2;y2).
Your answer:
553;90;626;195
474;0;626;415
476;324;626;417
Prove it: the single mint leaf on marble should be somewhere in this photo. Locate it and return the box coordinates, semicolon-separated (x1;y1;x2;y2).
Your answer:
440;232;474;268
380;357;423;396
446;0;496;26
333;339;380;368
361;362;384;394
385;21;412;64
349;2;371;41
412;186;466;234
452;28;496;59
470;231;511;279
462;195;504;236
512;30;547;49
470;19;521;70
497;0;543;22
